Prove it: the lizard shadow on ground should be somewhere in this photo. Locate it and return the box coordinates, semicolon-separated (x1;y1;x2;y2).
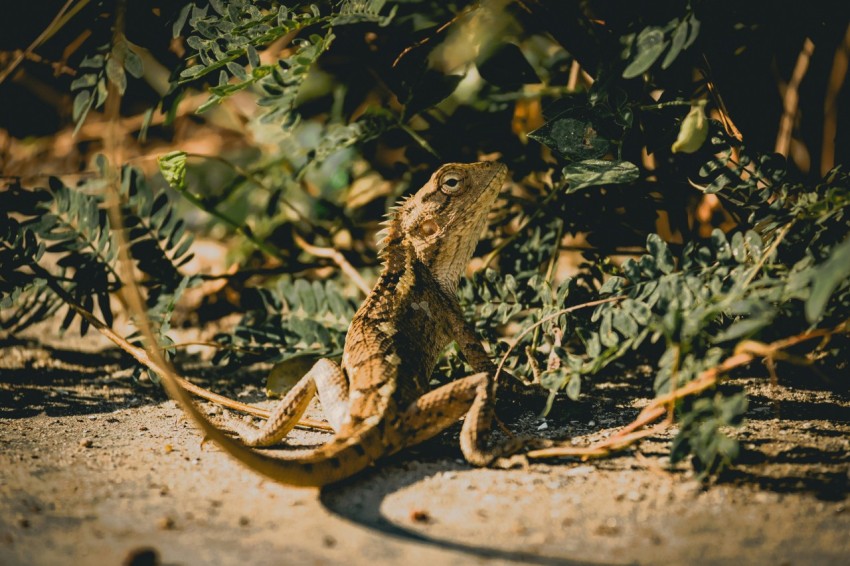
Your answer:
319;450;613;566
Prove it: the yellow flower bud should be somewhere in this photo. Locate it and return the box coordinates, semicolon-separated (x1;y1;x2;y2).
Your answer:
671;100;708;154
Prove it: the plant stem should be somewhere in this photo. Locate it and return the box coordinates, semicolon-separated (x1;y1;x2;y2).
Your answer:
183;152;312;227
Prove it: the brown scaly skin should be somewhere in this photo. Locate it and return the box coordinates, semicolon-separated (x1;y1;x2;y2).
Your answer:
165;162;546;487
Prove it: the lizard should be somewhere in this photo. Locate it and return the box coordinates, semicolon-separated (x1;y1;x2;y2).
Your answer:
157;161;547;487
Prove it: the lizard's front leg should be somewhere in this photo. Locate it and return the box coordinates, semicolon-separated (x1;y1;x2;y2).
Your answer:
420;291;550;464
230;358;349;447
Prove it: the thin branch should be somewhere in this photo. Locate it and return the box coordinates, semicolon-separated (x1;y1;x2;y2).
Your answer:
739;220;794;289
0;0;86;85
483;184;561;268
392;4;474;68
775;38;815;156
293;233;372;296
171;181;286;260
527;321;849;460
494;296;626;384
821;23;850;175
183;152;314;228
701;56;744;142
29;262;331;431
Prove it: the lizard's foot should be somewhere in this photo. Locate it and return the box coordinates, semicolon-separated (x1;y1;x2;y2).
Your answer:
213;412;273;447
492;453;530;470
490;437;554;469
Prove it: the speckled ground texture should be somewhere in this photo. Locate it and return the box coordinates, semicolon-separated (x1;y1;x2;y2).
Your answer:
1;322;849;566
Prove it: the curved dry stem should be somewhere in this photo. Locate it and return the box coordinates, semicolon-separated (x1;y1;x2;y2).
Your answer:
526;321;849;460
293;232;371;296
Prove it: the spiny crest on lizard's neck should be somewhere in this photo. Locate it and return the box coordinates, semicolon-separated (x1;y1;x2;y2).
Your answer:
376;162;507;292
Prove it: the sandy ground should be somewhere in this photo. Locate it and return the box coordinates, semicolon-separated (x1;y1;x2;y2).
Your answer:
1;324;849;566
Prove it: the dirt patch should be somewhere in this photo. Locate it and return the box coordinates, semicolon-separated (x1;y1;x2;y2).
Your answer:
1;326;849;565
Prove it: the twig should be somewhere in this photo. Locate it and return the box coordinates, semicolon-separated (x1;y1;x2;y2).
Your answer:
639;100;694;111
775;38;815;156
183;152;313;228
740;221;794;289
526;321;849;460
5;49;77;77
701;56;744;143
28;262;332;431
398;123;441;158
392;4;474;68
494;296;626;383
293;233;371;296
171;182;285;260
0;0;86;85
483;185;561;268
821;23;850;175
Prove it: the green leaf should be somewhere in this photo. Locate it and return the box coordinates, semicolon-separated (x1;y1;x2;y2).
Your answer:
227;61;248;80
476;43;540;89
806;235;850;322
562;159;639;193
529;113;612;161
647;233;675;274
80;54;104;69
180;64;206;79
124;47;144;78
622;27;668;79
72;90;92;122
173;3;192;37
266;353;320;397
70;74;97;90
683;13;701;50
565;373;581;400
661;19;688;69
402;70;462;119
247;45;260;68
105;57;127;94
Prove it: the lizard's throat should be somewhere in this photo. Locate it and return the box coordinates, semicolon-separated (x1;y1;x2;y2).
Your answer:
432;216;489;293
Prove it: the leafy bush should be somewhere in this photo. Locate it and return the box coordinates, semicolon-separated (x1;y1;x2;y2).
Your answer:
2;0;849;478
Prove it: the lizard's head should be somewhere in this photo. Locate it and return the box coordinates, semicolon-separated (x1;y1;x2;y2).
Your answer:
381;161;507;291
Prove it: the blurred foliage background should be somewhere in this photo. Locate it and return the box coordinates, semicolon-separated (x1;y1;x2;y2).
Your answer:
2;0;850;477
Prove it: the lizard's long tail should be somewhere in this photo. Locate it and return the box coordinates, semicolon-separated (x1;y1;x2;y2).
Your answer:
158;361;382;487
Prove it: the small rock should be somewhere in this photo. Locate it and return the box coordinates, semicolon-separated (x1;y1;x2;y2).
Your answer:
79;438;94;448
122;546;160;566
626;490;644;502
595;518;620;536
157;516;176;530
754;492;779;504
564;465;595;477
409;509;432;523
238;516;250;527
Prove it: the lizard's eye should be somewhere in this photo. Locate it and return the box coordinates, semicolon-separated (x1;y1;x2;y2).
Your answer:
439;172;463;194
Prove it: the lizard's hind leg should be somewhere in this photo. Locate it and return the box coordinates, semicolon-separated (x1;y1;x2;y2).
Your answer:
231;358;349;447
398;372;551;465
